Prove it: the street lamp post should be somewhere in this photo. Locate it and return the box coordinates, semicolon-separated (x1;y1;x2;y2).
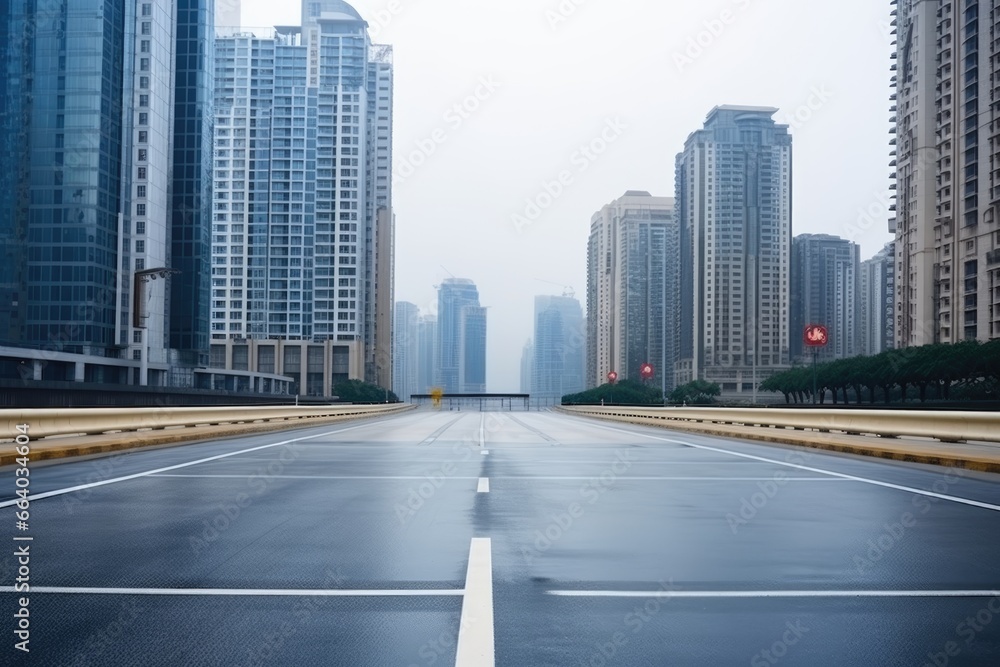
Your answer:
133;267;180;387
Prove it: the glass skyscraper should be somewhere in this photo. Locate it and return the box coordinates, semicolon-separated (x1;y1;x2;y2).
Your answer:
0;0;214;386
436;278;484;393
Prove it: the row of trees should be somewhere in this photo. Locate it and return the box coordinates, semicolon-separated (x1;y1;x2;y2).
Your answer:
332;379;399;404
562;379;724;406
760;340;1000;405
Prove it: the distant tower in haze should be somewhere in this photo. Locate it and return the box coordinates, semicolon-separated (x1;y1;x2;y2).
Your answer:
393;302;419;401
532;295;585;399
436;279;486;393
520;340;534;394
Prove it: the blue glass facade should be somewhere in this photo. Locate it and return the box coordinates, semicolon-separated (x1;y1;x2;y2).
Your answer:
170;0;214;365
1;0;127;354
436;278;481;393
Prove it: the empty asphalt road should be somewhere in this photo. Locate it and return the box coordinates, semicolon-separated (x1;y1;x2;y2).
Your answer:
2;408;1000;666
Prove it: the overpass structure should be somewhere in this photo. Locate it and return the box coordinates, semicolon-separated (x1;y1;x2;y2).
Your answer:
1;406;999;664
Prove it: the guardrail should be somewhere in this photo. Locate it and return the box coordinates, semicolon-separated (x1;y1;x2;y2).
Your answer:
557;406;1000;444
0;403;414;440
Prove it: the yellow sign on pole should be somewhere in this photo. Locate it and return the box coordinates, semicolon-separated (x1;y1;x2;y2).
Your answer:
430;387;444;409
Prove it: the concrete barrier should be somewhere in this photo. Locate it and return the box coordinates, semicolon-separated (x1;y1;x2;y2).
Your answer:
0;404;413;440
557;406;1000;444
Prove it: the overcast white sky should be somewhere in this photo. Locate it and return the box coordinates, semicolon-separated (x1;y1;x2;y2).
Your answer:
240;0;895;392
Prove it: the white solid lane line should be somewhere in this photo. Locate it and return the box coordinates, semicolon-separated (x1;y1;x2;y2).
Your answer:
477;478;490;493
0;586;464;597
547;589;1000;599
585;422;1000;513
481;450;489;456
492;476;851;482
148;474;482;480
0;422;377;509
455;538;495;667
479;415;486;448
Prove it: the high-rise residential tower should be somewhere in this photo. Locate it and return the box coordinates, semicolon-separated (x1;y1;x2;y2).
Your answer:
790;234;860;363
859;242;896;356
587;192;679;390
435;278;484;393
210;0;394;396
892;0;1000;345
532;294;586;399
520;340;534;395
675;106;792;395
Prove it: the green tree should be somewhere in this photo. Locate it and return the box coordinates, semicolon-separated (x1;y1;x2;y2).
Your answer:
668;380;721;405
332;379;399;404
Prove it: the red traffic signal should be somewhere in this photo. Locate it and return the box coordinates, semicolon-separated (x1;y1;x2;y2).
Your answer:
607;371;618;383
804;325;829;347
640;363;655;380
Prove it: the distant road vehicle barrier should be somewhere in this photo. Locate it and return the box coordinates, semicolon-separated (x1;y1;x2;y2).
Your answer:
0;404;414;440
557;406;1000;444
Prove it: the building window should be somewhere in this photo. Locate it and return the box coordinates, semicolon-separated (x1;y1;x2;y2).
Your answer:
135;240;145;253
138;130;147;143
138;112;148;125
136;220;146;235
139;76;149;89
141;22;151;35
137;166;147;179
141;40;150;53
136;258;145;271
140;57;149;71
137;149;147;162
136;203;146;216
139;94;149;107
137;185;146;198
141;3;151;16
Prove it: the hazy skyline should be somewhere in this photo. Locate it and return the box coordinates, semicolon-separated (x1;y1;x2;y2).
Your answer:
241;0;894;392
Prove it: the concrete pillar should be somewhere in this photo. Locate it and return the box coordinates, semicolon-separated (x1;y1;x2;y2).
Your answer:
74;361;86;382
32;360;42;381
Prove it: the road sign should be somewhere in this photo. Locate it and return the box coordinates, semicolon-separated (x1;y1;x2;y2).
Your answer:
430;387;444;408
607;371;618;383
640;363;654;380
804;325;829;347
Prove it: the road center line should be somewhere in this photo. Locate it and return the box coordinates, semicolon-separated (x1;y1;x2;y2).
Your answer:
0;422;377;509
585;422;1000;513
477;478;490;493
0;586;464;597
479;415;486;448
455;538;495;667
546;589;1000;599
